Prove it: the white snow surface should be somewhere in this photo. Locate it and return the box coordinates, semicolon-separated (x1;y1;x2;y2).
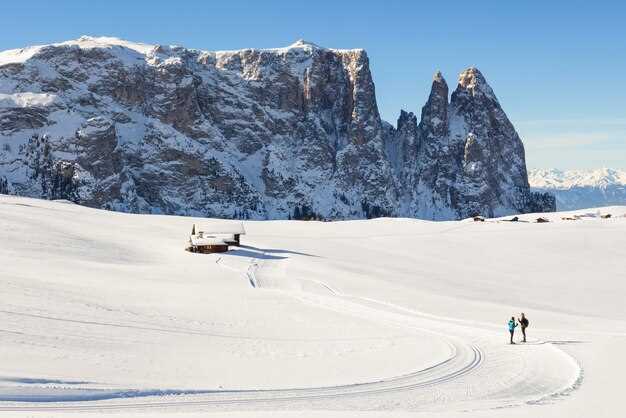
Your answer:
0;36;155;67
0;92;58;108
0;36;359;68
0;195;625;418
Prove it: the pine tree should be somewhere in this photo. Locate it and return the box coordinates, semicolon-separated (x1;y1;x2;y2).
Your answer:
191;224;196;235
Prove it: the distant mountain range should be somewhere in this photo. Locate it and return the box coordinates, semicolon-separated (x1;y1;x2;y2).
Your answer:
529;168;626;210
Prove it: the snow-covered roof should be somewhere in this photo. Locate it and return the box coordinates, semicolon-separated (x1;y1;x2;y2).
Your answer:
190;235;227;247
197;223;246;235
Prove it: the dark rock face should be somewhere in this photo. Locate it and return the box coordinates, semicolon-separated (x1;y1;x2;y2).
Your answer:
0;37;553;219
385;68;555;219
449;68;532;218
414;71;456;218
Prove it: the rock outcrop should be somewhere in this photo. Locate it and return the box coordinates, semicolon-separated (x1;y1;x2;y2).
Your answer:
384;68;555;218
0;36;554;219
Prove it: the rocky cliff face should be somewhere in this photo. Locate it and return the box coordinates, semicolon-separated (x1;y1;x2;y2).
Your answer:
385;68;555;218
0;36;554;219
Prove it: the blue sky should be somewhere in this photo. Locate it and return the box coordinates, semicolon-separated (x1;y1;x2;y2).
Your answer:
2;0;625;169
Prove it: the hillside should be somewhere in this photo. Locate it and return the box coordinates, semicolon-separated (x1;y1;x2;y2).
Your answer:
1;195;625;417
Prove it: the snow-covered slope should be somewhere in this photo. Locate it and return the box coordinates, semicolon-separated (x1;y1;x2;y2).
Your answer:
0;36;554;220
1;195;625;418
529;168;626;210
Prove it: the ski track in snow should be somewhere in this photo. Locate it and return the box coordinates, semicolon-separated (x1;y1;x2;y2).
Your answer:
5;198;621;414
0;242;581;413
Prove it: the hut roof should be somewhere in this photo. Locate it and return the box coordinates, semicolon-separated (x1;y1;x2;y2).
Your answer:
197;222;246;235
190;235;228;246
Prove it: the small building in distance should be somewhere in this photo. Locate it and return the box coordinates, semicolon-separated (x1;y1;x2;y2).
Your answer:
189;233;229;254
198;222;246;246
187;222;246;254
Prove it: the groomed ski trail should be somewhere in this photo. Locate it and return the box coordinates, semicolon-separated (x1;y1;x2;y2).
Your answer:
0;235;582;413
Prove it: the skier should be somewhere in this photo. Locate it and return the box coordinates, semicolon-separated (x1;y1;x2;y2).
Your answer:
508;316;518;344
518;313;529;342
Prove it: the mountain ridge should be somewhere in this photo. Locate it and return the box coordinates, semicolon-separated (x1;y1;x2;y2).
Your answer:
529;168;626;189
529;168;626;210
0;36;554;219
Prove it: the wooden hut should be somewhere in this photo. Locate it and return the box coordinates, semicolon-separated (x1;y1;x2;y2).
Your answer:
189;233;229;254
196;222;246;246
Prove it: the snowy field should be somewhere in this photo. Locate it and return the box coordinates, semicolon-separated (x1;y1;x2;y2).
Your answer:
0;195;625;418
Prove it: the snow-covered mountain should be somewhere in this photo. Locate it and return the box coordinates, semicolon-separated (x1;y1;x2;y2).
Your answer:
529;168;626;210
0;36;554;220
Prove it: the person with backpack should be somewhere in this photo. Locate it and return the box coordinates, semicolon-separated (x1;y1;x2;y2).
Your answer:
508;316;518;344
518;313;529;342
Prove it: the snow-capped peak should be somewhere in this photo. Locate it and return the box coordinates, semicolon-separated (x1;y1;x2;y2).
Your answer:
60;36;156;53
0;35;156;66
288;39;321;50
273;40;363;55
433;70;445;83
458;67;482;85
529;168;626;189
457;67;496;99
0;45;42;66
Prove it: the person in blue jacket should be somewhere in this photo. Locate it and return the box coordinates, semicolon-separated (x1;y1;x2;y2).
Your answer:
508;316;518;344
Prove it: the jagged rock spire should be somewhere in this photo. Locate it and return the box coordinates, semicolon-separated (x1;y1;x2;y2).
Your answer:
433;70;444;82
419;70;449;140
431;70;449;101
447;67;542;217
454;67;497;101
397;109;417;134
